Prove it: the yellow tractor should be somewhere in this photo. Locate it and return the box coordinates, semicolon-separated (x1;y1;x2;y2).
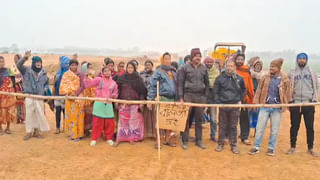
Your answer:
209;42;246;68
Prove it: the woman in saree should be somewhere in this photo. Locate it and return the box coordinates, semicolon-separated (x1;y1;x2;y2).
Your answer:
59;59;85;142
114;61;147;146
0;56;16;135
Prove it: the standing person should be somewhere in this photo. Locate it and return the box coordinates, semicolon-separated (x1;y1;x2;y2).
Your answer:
114;62;147;146
140;60;154;88
247;57;264;131
184;55;191;66
178;57;185;69
140;60;156;138
287;53;319;156
13;54;25;124
117;61;125;75
72;53;78;61
17;51;50;140
249;58;291;156
59;59;85;142
81;62;96;137
0;56;16;135
52;56;70;134
171;61;178;70
235;53;254;145
147;52;178;148
113;61;126;82
84;67;118;146
204;57;220;142
104;58;117;77
213;59;246;154
178;48;209;150
177;54;194;133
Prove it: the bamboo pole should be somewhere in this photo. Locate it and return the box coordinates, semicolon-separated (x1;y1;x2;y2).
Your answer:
156;82;161;160
0;91;319;108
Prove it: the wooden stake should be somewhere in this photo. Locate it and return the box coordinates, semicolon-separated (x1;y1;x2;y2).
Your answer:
156;81;161;160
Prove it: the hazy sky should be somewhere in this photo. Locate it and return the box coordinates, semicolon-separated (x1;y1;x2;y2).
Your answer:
1;0;320;53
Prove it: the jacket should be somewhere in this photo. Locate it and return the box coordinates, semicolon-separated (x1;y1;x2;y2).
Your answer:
254;71;292;107
178;63;209;99
84;76;118;99
147;67;176;100
212;71;246;104
16;57;49;95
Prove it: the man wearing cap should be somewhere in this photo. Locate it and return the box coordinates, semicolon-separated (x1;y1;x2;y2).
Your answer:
287;53;319;156
204;57;220;142
178;48;209;149
17;51;50;140
249;58;291;156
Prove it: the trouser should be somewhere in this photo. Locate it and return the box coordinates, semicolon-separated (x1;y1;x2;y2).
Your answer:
25;98;50;133
240;108;250;140
91;116;115;141
218;107;240;147
290;106;315;150
181;94;206;144
254;108;282;150
209;107;217;139
55;106;65;129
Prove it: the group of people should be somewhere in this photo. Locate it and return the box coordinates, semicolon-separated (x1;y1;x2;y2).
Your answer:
0;49;318;157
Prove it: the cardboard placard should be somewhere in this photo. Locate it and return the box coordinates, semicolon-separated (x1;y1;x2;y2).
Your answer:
158;104;190;132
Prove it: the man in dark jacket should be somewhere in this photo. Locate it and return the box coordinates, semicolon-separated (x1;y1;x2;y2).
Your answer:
213;59;246;154
178;48;209;150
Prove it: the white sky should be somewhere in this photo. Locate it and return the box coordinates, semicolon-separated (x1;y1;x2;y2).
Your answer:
1;0;320;53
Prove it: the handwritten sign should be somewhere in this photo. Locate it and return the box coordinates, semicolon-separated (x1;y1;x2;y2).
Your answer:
158;104;190;132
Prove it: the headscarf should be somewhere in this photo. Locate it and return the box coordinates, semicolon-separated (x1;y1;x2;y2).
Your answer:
191;48;201;60
160;53;174;79
204;57;214;64
55;56;70;95
271;58;284;69
117;61;147;96
297;53;308;62
81;62;89;74
128;59;139;68
31;56;42;73
248;56;263;80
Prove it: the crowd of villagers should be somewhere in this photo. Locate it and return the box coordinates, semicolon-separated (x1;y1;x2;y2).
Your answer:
0;48;318;157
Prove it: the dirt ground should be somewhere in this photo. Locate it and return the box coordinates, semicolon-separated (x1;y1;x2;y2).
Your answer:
1;107;320;180
0;53;320;180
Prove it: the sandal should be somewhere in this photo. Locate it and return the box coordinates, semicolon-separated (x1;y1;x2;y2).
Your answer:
164;142;177;147
24;133;32;141
35;133;44;139
4;129;12;134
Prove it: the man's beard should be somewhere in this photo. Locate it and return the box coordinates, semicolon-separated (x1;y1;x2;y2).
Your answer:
298;63;306;68
236;62;243;67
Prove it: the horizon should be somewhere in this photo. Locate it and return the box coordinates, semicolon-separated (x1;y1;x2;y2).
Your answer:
1;0;320;54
